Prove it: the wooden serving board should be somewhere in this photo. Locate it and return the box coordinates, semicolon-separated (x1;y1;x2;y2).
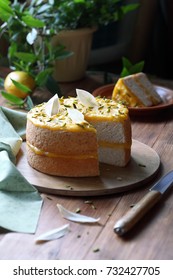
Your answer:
16;140;160;196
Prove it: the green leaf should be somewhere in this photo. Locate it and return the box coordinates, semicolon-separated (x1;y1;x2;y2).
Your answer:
120;67;130;78
45;75;62;97
8;43;17;59
130;61;145;74
74;0;85;3
55;50;74;61
22;15;45;28
1;91;24;106
0;1;14;21
0;11;11;22
50;44;74;61
122;57;132;69
0;77;4;87
35;69;53;87
14;52;37;63
120;57;145;77
25;96;34;110
121;4;140;15
0;0;12;12
11;79;32;94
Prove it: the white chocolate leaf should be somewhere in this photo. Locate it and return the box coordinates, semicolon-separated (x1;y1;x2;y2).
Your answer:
76;88;98;108
45;94;60;116
35;224;70;243
57;204;100;223
26;28;37;45
67;108;85;124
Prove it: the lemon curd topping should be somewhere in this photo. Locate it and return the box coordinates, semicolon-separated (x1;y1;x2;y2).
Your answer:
27;101;94;131
27;96;129;131
64;97;129;121
112;79;143;107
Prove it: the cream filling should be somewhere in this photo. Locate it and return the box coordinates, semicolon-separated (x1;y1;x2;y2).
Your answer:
27;142;98;160
98;140;131;149
27;140;130;160
134;77;157;104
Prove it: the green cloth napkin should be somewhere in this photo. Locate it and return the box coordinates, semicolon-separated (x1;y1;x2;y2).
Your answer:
0;107;43;233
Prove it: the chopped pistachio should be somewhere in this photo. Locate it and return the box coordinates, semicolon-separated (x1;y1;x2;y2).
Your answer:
138;163;146;167
98;105;104;110
93;248;100;253
130;204;135;208
75;208;81;213
76;123;85;129
84;200;96;210
84;200;93;204
116;177;122;181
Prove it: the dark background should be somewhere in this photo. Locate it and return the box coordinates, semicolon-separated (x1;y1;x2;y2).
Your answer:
88;0;173;79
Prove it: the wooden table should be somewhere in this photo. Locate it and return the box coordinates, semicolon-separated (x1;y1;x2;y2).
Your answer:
0;70;173;260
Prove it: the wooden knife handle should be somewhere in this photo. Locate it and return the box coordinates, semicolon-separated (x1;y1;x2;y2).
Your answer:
114;190;162;236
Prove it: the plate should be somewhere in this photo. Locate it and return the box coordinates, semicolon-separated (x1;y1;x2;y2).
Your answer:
92;84;173;116
16;140;160;197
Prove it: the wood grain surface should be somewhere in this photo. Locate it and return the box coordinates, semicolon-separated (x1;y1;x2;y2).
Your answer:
0;69;173;260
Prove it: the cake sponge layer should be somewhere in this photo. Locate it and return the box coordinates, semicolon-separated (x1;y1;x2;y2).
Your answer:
26;96;132;177
112;72;162;107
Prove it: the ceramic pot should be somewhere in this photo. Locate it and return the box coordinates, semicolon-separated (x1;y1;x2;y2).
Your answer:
52;28;96;82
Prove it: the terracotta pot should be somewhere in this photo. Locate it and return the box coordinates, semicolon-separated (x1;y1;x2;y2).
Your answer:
52;28;96;82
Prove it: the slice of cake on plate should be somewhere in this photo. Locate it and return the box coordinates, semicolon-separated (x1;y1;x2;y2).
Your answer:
26;90;132;177
112;72;162;107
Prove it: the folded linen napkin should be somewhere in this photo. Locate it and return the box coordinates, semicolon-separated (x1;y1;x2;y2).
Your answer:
0;107;43;233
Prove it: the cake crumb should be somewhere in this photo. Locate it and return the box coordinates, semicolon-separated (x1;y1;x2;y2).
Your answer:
116;177;122;181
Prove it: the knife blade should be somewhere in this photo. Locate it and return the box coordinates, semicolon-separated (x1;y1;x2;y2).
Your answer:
114;170;173;236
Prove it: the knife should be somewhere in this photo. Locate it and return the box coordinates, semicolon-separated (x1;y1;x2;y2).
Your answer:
114;170;173;236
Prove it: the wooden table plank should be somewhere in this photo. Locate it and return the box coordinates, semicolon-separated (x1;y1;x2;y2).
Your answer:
0;195;121;260
0;68;173;260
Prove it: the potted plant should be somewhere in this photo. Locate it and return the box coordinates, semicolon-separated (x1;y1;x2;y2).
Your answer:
0;0;73;107
51;0;139;82
0;0;139;94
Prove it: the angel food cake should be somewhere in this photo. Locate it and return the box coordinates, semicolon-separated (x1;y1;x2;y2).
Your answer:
112;72;162;107
26;90;132;177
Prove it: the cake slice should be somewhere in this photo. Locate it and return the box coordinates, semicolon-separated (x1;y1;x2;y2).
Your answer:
112;72;162;107
64;91;131;167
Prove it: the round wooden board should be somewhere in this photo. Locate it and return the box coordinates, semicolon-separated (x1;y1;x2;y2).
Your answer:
16;140;160;196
